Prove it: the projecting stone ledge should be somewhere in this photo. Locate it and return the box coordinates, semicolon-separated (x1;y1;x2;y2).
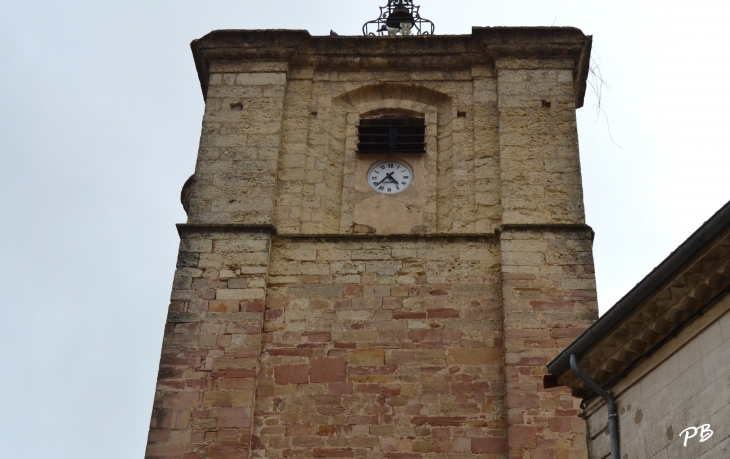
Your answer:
191;26;592;107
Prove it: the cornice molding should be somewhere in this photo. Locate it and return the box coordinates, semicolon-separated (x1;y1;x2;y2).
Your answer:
190;27;592;106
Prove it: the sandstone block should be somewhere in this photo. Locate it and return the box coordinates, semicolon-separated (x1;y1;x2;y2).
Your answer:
471;438;507;454
427;308;460;318
412;416;465;426
386;349;445;365
409;329;461;343
235;72;286;86
208;300;239;313
561;278;597;290
207;445;249;459
508;425;537;449
311;357;346;383
287;423;312;436
313;448;354;457
292;436;325;447
275;364;309;384
202;390;253;407
180;239;212;253
347;349;385;366
217;407;252;427
163;392;200;409
216;288;265;300
447;348;502;365
451;437;471;453
150;409;191;430
288;284;344;297
393;311;426;319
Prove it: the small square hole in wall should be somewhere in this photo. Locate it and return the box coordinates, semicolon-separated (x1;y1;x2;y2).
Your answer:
541;100;551;108
230;102;243;111
457;111;467;118
310;111;318;119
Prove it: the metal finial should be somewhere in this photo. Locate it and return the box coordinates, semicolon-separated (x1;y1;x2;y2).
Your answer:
362;0;435;37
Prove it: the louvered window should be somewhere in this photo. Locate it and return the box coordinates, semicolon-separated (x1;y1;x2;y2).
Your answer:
357;114;426;153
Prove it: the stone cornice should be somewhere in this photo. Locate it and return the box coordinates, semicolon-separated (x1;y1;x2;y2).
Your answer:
175;223;593;241
191;26;592;106
176;223;277;237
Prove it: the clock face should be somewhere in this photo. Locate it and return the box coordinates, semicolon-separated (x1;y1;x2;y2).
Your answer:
367;160;413;194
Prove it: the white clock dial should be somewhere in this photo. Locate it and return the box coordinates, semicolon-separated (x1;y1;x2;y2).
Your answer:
367;160;413;194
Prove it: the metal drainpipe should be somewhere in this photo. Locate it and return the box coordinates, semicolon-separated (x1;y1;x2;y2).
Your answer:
570;354;620;459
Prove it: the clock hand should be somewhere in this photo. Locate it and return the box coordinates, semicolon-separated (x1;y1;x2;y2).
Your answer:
376;172;397;186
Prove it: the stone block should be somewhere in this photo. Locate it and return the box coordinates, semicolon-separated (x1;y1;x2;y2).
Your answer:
385;350;445;365
471;438;506;454
180;239;212;253
427;308;460;318
347;349;385;366
451;283;496;296
163;392;200;409
408;329;461;343
508;425;536;449
235;72;286;86
287;423;312;436
451;437;471;453
288;284;344;298
207;445;249;459
217;407;252;427
447;348;502;365
216;288;265;300
313;448;354;457
311;357;346;383
202;390;253;407
208;300;239;313
275;364;309;384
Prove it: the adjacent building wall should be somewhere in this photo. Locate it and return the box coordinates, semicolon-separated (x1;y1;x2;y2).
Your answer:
583;294;730;459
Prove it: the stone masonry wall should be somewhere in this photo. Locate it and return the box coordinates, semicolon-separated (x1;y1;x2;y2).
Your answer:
497;59;586;226
253;238;506;459
500;228;597;459
145;230;271;459
189;66;288;225
149;29;597;459
272;70;502;235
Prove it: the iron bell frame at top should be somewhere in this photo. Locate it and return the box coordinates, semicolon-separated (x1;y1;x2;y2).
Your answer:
362;0;435;36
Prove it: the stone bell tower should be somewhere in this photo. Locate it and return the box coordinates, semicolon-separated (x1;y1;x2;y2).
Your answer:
145;6;597;459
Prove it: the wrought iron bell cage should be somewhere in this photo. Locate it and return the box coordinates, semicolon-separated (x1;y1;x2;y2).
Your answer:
362;0;435;36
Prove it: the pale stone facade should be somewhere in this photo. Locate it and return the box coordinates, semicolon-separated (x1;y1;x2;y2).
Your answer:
147;28;597;459
584;296;730;459
547;201;730;459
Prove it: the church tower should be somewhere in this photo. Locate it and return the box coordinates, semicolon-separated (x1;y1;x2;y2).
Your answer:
145;7;597;459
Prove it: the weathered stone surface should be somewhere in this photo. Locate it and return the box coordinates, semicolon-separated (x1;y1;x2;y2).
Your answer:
275;364;309;384
347;349;385;366
500;228;597;458
147;27;595;459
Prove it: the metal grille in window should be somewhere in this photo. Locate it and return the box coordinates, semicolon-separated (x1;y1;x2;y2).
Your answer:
357;115;426;153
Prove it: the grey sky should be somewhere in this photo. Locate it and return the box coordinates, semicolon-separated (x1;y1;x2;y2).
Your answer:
2;0;730;457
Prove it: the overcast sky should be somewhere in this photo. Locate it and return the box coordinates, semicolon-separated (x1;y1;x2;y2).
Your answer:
2;0;730;457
